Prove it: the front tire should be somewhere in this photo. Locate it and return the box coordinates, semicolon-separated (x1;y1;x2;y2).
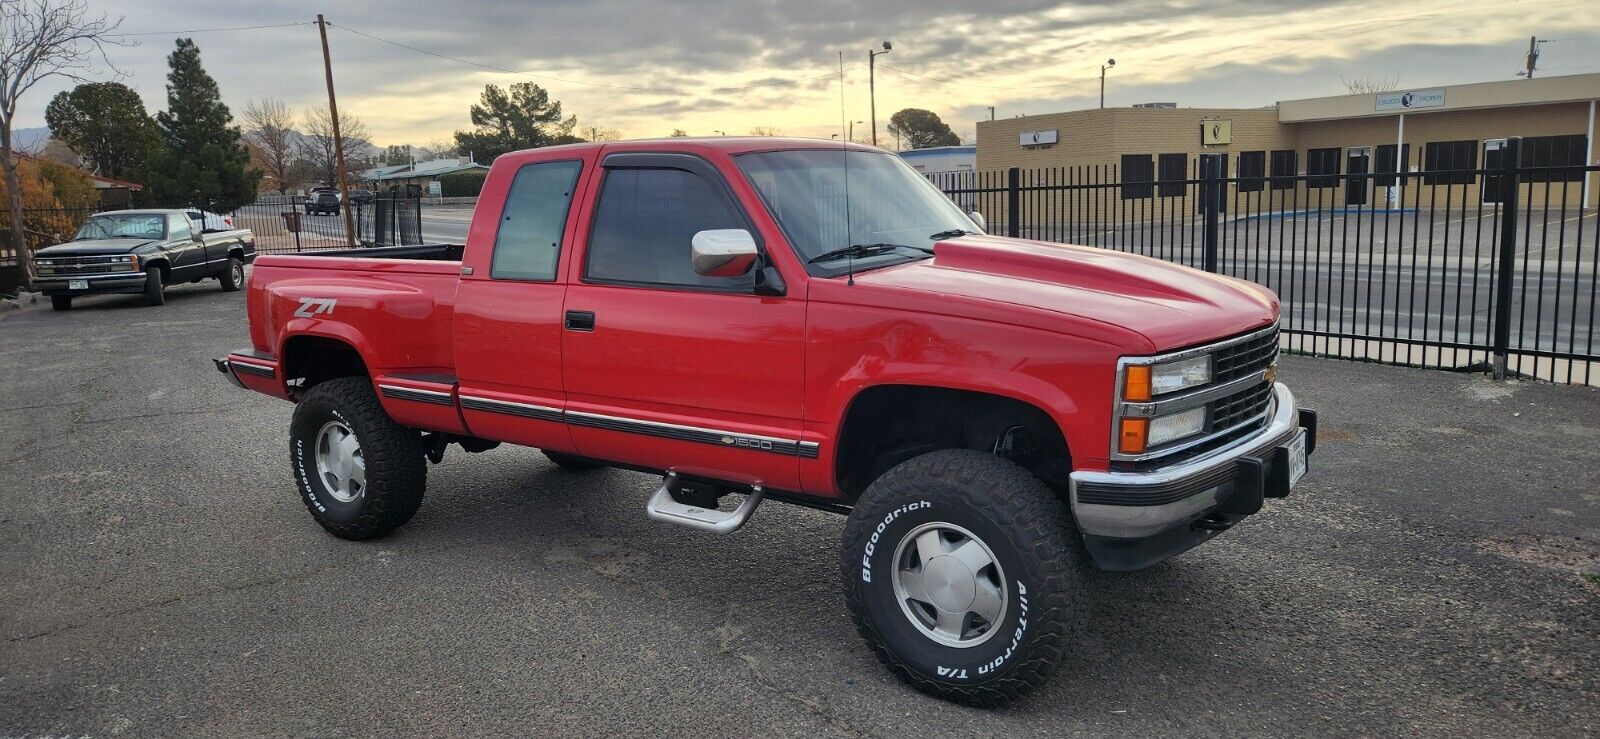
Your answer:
841;449;1088;707
50;295;71;311
220;256;244;291
290;377;427;540
143;267;165;306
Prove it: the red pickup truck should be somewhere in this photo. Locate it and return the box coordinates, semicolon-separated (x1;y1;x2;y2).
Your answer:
218;138;1315;706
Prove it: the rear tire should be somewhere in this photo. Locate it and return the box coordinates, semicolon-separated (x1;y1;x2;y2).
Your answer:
220;256;244;291
143;267;165;306
290;377;427;540
50;295;71;311
542;450;600;472
841;449;1089;707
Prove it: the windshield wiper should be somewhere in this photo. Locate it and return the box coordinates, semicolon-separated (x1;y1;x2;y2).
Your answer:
928;229;974;240
807;243;933;264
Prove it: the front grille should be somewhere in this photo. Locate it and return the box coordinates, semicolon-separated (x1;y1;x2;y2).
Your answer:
37;255;135;276
1213;327;1279;382
1210;380;1273;432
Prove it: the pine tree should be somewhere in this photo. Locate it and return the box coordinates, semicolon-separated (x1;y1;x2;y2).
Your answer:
146;38;260;210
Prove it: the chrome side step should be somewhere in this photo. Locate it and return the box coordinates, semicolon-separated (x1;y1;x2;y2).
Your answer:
646;471;765;534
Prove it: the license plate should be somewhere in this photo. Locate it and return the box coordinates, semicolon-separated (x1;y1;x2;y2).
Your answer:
68;279;88;290
1285;430;1307;488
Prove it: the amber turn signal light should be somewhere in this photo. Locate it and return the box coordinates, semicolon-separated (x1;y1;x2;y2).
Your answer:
1123;365;1152;402
1118;417;1149;455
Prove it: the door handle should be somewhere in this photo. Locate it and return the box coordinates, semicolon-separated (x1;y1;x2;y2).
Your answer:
564;310;595;332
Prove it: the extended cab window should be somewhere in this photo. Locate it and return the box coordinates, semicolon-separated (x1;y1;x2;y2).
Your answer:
168;214;192;240
584;167;752;289
492;160;583;281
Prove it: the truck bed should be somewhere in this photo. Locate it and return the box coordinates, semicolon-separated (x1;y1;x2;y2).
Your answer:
298;243;465;261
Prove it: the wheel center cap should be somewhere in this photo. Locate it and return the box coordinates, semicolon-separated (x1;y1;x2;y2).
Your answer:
923;555;976;613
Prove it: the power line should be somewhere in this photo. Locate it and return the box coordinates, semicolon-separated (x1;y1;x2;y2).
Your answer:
105;22;311;37
878;63;1098;91
328;21;841;94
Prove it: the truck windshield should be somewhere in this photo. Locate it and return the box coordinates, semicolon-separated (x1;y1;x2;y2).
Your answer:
74;214;167;241
736;149;978;273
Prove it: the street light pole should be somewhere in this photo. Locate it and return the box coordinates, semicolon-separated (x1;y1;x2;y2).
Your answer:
1100;58;1116;109
868;41;892;146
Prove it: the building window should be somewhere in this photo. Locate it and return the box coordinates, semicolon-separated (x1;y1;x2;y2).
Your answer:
1120;154;1153;199
1423;140;1477;185
1524;134;1586;183
1375;144;1411;187
1157;153;1188;197
1269;150;1297;190
1238;151;1266;192
1306;148;1340;189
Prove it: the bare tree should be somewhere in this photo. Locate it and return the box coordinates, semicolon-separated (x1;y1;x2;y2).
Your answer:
417;138;456;161
1341;75;1399;94
242;97;296;195
580;124;621;142
748;126;782;136
0;0;123;290
300;106;370;187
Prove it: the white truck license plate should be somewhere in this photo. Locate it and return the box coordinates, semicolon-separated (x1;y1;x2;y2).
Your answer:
68;279;88;290
1286;430;1307;487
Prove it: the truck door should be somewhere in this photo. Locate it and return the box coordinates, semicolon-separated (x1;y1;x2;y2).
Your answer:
561;153;806;490
453;156;591;450
164;213;207;279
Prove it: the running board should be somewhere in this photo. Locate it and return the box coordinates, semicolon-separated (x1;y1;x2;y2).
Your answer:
646;471;765;534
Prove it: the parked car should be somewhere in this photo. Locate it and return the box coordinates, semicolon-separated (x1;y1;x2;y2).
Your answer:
304;187;339;215
217;138;1315;706
35;209;254;311
347;189;375;205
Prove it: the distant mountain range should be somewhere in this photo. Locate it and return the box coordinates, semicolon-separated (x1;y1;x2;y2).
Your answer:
11;127;50;151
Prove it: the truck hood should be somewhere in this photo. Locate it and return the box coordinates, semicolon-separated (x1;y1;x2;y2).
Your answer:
35;238;158;256
849;235;1277;352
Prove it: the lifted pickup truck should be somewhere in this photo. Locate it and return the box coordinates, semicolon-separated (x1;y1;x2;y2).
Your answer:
35;209;254;310
218;138;1315;706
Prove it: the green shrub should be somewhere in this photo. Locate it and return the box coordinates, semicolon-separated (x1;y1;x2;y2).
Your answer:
439;171;487;197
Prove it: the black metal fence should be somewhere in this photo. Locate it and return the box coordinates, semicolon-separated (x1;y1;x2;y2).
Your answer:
930;138;1599;385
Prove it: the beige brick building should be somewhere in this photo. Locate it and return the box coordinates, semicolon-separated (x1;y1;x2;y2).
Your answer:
975;73;1599;209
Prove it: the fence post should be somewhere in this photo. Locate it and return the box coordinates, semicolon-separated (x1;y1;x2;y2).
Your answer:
1491;137;1522;380
1201;153;1222;272
1006;167;1021;238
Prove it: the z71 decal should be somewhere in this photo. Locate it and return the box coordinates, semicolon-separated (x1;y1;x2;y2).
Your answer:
294;297;337;319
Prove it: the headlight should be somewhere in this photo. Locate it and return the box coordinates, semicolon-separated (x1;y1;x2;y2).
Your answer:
1147;407;1207;446
1122;354;1213;401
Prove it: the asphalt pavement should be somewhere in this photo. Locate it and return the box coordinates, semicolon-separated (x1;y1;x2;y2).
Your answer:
1;281;1596;737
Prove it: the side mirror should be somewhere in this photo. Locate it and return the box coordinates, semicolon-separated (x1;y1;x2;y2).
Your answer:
968;211;988;234
691;229;759;277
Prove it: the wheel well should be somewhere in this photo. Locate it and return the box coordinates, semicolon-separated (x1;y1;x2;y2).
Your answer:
227;245;245;260
834;385;1072;501
281;335;368;391
144;258;170;280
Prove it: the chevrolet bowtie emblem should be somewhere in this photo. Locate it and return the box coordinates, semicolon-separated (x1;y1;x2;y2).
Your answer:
1263;364;1278;384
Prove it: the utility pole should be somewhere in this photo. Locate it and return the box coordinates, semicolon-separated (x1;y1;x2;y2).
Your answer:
317;14;357;247
868;41;892;146
1100;58;1116;109
1523;36;1539;79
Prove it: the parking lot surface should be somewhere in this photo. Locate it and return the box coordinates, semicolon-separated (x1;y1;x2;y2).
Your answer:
1;283;1596;736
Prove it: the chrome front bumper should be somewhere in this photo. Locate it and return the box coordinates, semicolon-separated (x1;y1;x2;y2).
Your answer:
1070;384;1313;564
35;270;147;293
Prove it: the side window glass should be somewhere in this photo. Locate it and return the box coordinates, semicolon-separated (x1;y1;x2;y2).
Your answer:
584;167;753;289
492;160;583;281
168;215;192;240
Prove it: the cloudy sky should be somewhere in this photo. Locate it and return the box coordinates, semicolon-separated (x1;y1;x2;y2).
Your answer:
16;0;1600;148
